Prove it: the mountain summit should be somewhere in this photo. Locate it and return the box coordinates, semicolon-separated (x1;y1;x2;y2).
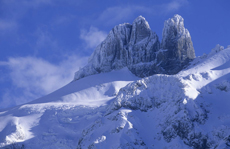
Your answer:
161;14;195;73
2;15;230;149
74;14;195;80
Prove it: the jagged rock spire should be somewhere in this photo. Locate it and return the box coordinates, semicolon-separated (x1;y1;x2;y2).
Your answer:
160;14;195;74
74;16;160;80
130;16;151;44
74;15;195;80
162;14;195;60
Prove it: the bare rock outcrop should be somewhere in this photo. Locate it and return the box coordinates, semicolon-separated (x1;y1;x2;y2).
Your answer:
74;15;195;80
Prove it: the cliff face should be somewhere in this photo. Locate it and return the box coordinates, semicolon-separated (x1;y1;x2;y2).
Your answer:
160;14;195;74
74;14;195;80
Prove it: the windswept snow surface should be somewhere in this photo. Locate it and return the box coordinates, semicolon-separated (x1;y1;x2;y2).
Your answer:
1;47;230;148
0;68;139;148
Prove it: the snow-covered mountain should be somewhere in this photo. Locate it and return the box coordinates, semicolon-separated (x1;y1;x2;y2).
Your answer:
1;15;230;149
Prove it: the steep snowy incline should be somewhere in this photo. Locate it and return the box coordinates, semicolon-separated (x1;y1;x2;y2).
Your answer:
179;45;230;91
0;68;139;148
30;68;139;104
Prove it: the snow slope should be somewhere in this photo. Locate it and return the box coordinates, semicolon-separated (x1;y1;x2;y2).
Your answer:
1;46;230;148
0;68;139;148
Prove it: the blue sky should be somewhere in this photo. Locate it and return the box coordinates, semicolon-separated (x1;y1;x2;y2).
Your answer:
0;0;230;109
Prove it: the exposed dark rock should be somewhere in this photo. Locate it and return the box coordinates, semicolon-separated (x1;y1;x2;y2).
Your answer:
74;14;195;80
160;14;195;74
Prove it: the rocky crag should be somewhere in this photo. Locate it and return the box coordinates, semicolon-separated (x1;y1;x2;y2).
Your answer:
74;14;195;80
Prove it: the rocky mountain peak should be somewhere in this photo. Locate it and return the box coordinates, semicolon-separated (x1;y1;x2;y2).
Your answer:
133;15;147;23
74;15;195;80
160;14;195;74
132;15;149;27
130;16;151;44
162;14;187;46
170;14;184;31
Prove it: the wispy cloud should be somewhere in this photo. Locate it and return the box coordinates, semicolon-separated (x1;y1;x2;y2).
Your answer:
80;26;107;49
51;15;76;26
0;20;17;31
34;28;58;50
98;6;151;26
3;0;54;9
162;0;188;14
0;55;87;109
0;0;55;32
21;0;54;7
97;0;189;26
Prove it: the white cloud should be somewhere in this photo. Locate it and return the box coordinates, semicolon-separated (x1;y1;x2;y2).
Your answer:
80;26;107;49
162;0;188;13
98;6;151;26
97;0;189;26
0;55;87;109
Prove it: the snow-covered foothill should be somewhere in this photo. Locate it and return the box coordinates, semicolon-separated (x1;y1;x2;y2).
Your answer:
0;68;139;148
